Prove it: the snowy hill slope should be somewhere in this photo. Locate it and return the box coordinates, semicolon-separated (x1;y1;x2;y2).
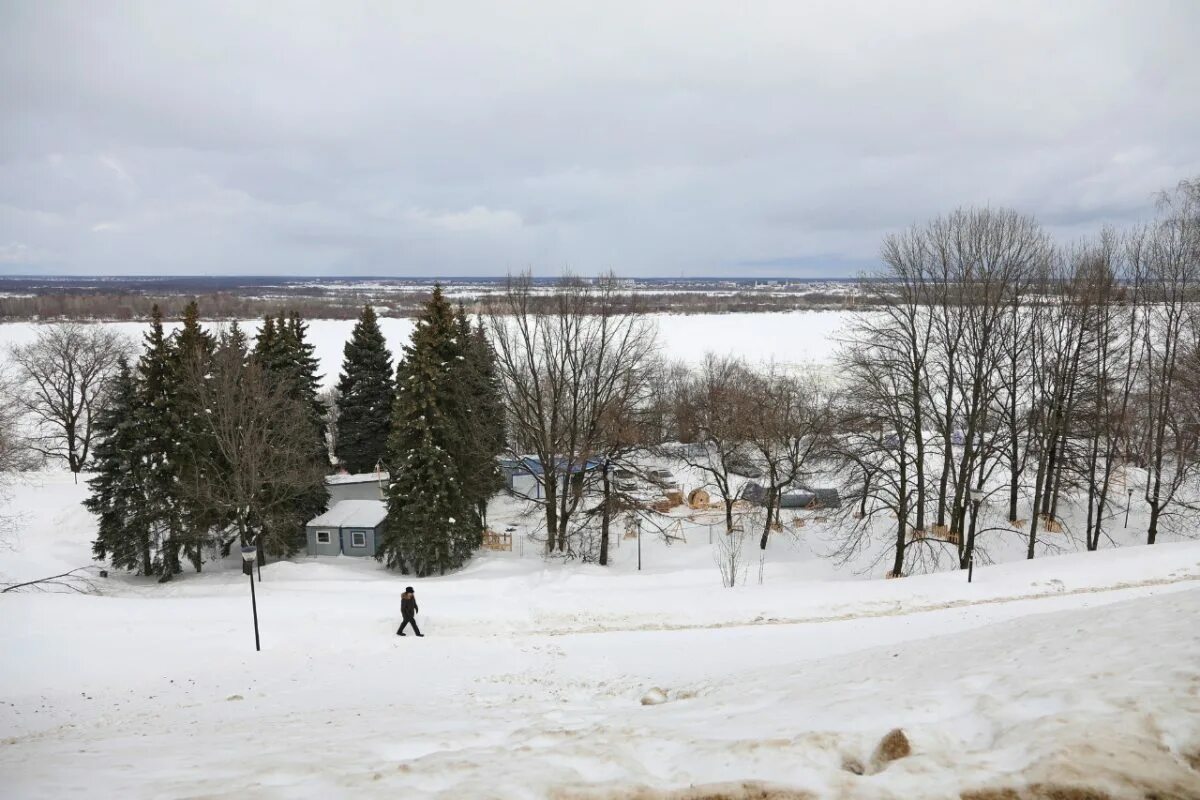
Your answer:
2;472;1200;797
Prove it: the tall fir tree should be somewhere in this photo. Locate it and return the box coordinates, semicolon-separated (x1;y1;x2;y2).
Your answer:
86;358;154;575
284;312;327;457
335;305;394;473
170;301;216;572
137;305;184;581
379;286;478;575
454;309;506;527
252;312;329;558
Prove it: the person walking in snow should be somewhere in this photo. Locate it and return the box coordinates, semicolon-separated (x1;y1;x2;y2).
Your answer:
396;587;423;637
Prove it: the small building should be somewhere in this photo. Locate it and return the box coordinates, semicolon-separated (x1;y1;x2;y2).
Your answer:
305;499;388;558
499;456;604;499
326;471;388;504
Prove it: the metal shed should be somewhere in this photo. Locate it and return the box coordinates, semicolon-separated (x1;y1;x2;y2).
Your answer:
305;499;388;558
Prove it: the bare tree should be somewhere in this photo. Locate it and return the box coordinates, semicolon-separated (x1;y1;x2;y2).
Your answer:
8;323;130;475
666;355;755;534
713;525;748;588
1130;178;1200;544
486;272;657;556
176;331;329;560
321;385;342;466
744;365;833;550
0;363;30;551
1067;232;1144;551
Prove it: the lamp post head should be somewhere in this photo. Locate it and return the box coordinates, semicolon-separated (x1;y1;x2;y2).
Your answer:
240;545;257;563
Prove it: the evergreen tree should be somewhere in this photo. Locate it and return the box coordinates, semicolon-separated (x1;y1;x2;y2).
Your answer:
252;312;329;558
459;315;507;525
170;301;216;572
381;342;477;576
284;312;327;458
137;306;183;581
335;305;394;473
252;315;280;369
223;319;249;355
86;359;154;575
379;286;478;575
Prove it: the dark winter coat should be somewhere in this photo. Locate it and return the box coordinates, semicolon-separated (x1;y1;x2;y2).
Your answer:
401;592;418;618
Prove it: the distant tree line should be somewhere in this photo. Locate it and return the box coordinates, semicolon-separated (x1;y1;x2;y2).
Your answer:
0;287;867;323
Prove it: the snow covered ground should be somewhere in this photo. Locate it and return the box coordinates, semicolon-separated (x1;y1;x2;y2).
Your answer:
3;473;1200;798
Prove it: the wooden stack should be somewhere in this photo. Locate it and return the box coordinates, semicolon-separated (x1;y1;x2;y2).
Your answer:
1039;514;1064;533
482;530;513;551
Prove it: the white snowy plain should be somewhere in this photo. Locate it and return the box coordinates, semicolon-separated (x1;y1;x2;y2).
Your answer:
0;310;851;391
2;473;1200;799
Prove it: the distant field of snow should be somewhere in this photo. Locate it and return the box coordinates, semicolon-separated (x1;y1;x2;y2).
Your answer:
2;472;1200;798
0;310;853;389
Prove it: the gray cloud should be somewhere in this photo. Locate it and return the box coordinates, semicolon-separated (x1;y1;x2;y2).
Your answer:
1;0;1198;277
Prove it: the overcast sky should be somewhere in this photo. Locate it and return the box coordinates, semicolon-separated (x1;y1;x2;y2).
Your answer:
2;1;1198;277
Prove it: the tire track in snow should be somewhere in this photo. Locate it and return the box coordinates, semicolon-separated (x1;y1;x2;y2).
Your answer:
539;570;1200;637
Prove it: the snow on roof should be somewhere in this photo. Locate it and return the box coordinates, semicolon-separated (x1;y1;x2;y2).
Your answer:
307;499;387;529
325;472;388;486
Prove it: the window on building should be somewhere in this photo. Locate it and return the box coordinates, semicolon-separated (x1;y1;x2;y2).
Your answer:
350;530;367;548
316;530;330;544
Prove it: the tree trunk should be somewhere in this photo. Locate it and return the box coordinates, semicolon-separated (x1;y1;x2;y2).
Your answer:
544;476;558;555
759;488;775;550
599;467;611;566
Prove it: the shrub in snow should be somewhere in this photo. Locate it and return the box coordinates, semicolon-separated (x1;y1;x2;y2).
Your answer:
640;687;668;706
869;728;911;772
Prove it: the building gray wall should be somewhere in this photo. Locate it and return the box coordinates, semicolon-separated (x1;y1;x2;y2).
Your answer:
342;526;375;557
306;526;343;557
328;481;386;504
305;523;383;557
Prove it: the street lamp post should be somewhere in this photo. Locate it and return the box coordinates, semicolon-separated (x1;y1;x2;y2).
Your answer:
241;546;261;652
967;488;985;583
1125;488;1133;528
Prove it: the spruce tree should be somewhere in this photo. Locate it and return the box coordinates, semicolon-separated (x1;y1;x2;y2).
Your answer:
86;358;154;575
252;315;280;369
459;315;507;525
381;345;477;576
380;286;478;575
284;312;327;459
170;301;216;572
252;312;329;558
335;305;394;473
137;306;183;581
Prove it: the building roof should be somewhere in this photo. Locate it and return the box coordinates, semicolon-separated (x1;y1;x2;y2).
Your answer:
325;471;389;486
307;499;388;529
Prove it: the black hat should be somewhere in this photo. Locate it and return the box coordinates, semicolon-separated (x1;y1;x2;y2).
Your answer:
405;586;414;593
